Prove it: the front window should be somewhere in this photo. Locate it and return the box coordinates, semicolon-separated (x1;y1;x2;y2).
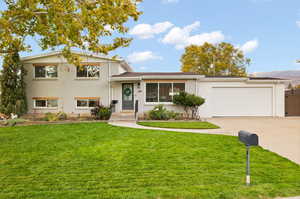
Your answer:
35;65;58;78
76;65;100;78
76;98;99;108
159;83;172;102
146;83;158;102
146;82;185;103
173;83;185;95
34;98;58;108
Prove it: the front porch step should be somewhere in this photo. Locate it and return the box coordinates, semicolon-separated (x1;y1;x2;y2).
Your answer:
109;112;136;122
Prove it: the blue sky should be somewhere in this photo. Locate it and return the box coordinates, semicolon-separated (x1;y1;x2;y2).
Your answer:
1;0;300;73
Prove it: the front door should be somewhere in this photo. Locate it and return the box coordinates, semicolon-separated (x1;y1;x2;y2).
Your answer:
122;83;134;110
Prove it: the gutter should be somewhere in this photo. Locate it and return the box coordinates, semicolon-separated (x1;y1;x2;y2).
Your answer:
246;79;290;84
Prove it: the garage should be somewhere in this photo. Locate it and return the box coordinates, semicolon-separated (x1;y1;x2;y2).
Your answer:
211;87;273;117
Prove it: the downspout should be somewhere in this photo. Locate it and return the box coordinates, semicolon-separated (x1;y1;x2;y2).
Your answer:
274;82;277;117
108;61;111;107
195;78;198;96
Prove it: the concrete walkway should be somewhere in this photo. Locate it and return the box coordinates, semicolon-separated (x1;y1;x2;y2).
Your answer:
109;121;235;135
109;118;300;199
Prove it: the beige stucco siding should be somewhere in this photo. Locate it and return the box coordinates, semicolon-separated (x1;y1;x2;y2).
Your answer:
23;54;125;115
137;80;196;115
135;79;285;118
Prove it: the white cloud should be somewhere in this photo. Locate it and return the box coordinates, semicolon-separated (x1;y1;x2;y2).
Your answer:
127;51;162;63
104;25;113;32
129;21;174;39
139;66;148;70
161;21;225;49
162;0;179;3
240;39;259;53
296;21;300;28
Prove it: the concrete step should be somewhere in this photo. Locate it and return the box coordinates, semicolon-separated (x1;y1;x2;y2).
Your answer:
109;112;136;122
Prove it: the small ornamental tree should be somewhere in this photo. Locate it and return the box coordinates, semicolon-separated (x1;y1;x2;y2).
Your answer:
173;92;205;119
0;51;27;116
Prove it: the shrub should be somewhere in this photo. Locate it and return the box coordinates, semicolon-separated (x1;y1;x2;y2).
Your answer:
2;118;28;127
44;112;57;121
91;105;112;120
173;92;205;119
44;112;67;122
148;105;170;120
168;111;181;120
57;112;67;120
148;105;181;120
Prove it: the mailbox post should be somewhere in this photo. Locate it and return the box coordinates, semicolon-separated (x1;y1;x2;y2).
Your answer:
238;130;259;186
246;145;250;185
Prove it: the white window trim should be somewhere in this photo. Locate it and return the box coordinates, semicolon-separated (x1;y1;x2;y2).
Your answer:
144;82;185;105
76;66;100;79
75;99;99;109
33;99;58;109
33;65;58;79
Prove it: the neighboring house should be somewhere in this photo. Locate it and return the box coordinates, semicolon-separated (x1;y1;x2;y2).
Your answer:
22;51;286;118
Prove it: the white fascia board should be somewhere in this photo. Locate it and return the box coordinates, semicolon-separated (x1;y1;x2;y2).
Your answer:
246;79;289;84
110;77;141;81
21;50;123;62
199;78;248;82
141;75;204;80
120;61;133;72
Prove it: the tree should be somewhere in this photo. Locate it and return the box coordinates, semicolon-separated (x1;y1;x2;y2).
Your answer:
180;42;250;77
0;0;142;116
288;83;294;90
0;49;27;116
0;0;142;65
173;92;205;119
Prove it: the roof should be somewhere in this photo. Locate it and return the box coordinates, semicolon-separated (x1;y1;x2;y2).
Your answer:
111;72;288;83
112;72;199;77
249;77;286;80
205;76;286;80
21;50;133;72
111;72;203;81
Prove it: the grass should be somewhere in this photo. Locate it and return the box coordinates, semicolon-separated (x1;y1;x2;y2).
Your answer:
0;123;299;199
137;121;220;129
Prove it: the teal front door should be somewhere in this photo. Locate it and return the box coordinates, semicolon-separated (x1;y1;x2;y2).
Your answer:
122;83;134;110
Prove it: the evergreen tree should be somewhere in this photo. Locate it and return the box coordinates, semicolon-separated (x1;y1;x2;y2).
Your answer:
0;51;27;116
288;83;293;90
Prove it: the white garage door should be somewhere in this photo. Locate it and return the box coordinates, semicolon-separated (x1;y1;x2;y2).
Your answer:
211;87;273;117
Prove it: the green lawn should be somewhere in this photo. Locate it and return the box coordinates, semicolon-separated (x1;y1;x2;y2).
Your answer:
0;123;299;199
138;121;220;129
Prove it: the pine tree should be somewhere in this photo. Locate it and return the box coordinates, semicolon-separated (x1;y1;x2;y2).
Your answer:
0;51;27;116
288;83;293;90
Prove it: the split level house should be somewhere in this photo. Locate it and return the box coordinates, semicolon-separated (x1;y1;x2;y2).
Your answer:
21;51;286;118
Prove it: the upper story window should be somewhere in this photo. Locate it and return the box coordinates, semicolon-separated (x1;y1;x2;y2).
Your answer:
146;82;185;103
76;65;100;78
34;65;58;78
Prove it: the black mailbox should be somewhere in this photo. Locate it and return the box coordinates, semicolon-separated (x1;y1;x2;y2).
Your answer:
238;131;259;146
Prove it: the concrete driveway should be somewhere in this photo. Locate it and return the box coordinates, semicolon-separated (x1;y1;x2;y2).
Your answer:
207;117;300;164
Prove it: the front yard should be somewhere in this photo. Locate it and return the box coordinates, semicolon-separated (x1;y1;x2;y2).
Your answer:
0;123;299;199
137;121;220;129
